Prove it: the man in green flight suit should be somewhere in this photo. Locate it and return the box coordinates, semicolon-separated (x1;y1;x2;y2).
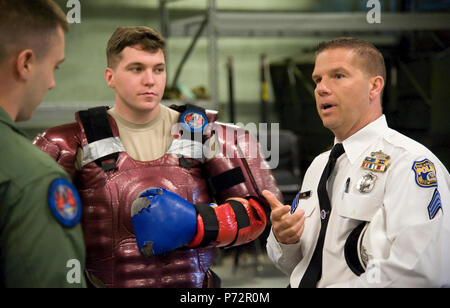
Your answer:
0;0;86;287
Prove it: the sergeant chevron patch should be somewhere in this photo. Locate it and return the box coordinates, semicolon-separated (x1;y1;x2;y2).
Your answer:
428;189;442;220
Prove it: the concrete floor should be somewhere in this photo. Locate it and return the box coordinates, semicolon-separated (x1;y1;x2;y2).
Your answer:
211;247;289;288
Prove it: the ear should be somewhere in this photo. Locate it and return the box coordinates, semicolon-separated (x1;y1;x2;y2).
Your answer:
16;49;35;80
369;76;384;101
105;67;115;88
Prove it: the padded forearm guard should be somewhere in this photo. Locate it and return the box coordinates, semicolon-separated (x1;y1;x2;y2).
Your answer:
187;198;267;248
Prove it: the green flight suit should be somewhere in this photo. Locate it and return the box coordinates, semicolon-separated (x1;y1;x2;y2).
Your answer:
0;107;86;288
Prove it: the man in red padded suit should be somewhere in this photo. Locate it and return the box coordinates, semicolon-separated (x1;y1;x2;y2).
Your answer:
33;26;282;288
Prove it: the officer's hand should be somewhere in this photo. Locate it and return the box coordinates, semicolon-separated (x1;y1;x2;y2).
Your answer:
262;190;305;245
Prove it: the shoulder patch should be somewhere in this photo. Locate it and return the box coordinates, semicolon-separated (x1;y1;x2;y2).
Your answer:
428;189;442;220
48;178;81;227
180;110;208;132
412;159;437;188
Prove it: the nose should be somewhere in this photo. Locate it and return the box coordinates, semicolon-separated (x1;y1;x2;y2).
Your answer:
49;78;56;90
315;78;331;96
142;70;154;86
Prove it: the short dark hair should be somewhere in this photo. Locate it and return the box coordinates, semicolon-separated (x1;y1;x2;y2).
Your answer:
0;0;69;63
316;37;386;82
106;26;166;68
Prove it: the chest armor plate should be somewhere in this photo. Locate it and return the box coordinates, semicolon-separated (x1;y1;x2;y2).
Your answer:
75;111;216;288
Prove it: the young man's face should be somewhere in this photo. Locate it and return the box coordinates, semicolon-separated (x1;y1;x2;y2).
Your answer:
17;26;65;122
105;46;166;121
312;47;381;141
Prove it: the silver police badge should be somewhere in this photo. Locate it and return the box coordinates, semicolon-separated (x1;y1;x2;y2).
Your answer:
356;172;378;193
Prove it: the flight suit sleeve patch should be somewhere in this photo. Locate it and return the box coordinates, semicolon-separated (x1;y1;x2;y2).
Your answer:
48;178;82;227
412;159;438;188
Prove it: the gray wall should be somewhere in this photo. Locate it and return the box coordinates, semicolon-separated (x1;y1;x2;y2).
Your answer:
24;0;397;130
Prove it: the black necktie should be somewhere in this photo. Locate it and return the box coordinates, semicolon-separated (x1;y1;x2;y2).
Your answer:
299;143;345;288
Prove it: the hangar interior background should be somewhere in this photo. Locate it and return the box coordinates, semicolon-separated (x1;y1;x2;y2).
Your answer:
19;0;450;287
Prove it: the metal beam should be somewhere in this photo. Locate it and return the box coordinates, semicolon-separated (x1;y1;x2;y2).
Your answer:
207;0;218;109
169;12;450;37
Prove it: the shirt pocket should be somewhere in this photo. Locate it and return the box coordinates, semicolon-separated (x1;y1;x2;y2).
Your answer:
297;194;317;218
337;193;382;222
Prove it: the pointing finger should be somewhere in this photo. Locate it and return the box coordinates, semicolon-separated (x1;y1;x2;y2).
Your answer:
262;190;284;211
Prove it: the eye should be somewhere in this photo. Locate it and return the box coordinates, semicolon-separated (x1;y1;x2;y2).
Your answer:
154;67;165;74
314;77;321;84
335;73;344;79
130;67;143;73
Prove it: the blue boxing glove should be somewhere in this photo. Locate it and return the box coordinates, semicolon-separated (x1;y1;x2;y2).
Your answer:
131;188;197;256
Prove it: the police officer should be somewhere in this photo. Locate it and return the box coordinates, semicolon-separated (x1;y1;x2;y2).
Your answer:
0;0;86;287
265;37;450;287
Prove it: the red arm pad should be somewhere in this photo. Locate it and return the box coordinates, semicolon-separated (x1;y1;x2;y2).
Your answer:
187;198;267;248
232;198;267;246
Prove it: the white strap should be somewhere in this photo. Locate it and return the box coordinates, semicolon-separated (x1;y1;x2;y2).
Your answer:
82;136;125;166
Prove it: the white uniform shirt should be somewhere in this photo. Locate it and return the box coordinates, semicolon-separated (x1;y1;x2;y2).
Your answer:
267;115;450;287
